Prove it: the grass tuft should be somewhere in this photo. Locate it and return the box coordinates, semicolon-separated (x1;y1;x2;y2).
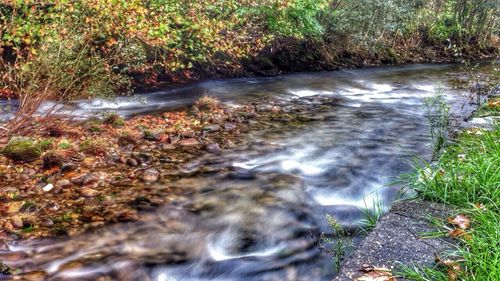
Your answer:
401;127;500;280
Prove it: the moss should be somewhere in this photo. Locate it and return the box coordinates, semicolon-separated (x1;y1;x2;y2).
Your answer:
38;139;54;151
79;139;107;156
58;139;72;150
118;132;138;145
103;113;125;127
1;138;42;162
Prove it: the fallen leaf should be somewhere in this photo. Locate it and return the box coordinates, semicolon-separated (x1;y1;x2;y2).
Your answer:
448;214;470;229
357;265;396;281
474;203;486;210
435;256;462;281
448;229;472;240
487;100;500;108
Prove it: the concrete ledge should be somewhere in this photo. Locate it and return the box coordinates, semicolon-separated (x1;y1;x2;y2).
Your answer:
335;200;455;280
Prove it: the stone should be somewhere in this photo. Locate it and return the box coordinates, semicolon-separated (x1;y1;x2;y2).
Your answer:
71;172;106;186
178;138;200;146
255;104;273;112
223;123;237;131
161;143;176;150
11;216;23;229
41;219;54;227
80;188;99;197
181;130;196;138
55;179;71;189
170;135;181;144
61;162;77;172
126;158;139;167
202;124;221;133
223;139;237;148
205;143;222;154
2;138;41;163
141;168;160;183
42;183;54;192
70;174;86;185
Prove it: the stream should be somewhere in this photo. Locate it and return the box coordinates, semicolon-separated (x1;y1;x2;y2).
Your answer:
0;63;493;281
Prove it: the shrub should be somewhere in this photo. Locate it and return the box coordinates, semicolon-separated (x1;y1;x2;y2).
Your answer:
195;95;220;111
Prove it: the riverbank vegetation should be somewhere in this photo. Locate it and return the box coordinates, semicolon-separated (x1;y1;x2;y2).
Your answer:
1;1;498;117
400;125;499;281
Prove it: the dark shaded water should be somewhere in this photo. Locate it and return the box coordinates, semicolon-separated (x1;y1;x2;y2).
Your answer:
1;63;491;280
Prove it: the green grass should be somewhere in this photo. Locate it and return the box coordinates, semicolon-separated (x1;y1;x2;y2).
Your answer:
400;127;500;280
358;195;385;233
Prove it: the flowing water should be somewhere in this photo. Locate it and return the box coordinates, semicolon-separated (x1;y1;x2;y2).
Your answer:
0;63;494;281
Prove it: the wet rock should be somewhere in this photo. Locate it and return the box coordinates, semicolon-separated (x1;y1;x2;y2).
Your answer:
70;174;86;185
223;122;237;131
256;104;274;112
41;219;54;227
61;162;77;172
129;196;159;211
126;158;139;167
2;138;41;162
161;143;176;150
141;168;160;183
55;179;71;189
71;172;107;186
170;135;181;144
11;216;23;229
132;152;153;165
116;210;139;222
178;138;200;146
223;139;237;148
181;130;196;138
202;124;221;133
80;188;99;197
42;183;54;192
247;120;258;126
227;169;256;180
238;111;256;119
205;143;222;154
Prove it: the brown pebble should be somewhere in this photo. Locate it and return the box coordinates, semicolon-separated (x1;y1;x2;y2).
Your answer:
11;216;24;229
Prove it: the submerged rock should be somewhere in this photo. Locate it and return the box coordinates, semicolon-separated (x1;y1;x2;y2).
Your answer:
141;168;160;183
202;124;221;133
205;143;222;154
178;138;200;146
55;179;71;189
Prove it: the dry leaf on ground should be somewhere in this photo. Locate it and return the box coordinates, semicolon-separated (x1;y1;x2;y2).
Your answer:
356;264;397;281
448;214;471;229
